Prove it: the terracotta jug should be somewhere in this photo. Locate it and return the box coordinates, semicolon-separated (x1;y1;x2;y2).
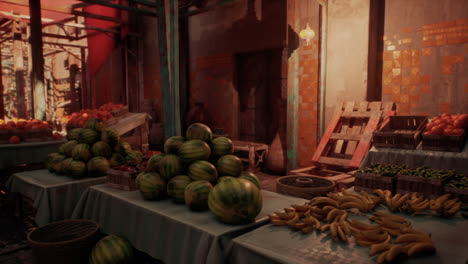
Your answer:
265;132;286;174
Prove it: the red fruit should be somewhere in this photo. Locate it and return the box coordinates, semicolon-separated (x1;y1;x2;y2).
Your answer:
52;133;62;140
443;128;454;135
453;119;467;129
452;129;465;136
431;126;444;135
9;136;20;144
423;131;432;135
441;112;451;118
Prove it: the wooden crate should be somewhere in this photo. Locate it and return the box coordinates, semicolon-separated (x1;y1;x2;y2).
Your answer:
396;174;452;198
232;140;268;171
354;172;396;194
106;113;150;153
106;169;138;191
373;116;428;149
422;134;466;152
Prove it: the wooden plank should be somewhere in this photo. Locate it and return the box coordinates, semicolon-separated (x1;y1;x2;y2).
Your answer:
350;110;383;167
343;101;356;112
369;101;382;111
358;101;369;112
318;156;351;167
345;118;364;155
341;111;373;118
106;113;148;135
329;133;362;141
13;20;27;118
312;109;343;162
382;102;396;112
333;118;349;155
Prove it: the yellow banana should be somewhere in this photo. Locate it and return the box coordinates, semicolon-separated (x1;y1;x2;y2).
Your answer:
327;193;342;202
378;218;411;229
385;244;406;262
394;233;432;244
355;239;374;247
407;242;435;257
301;226;315;234
326;208;343;223
291;222;307;230
285;213;299;225
411;200;430;212
361;229;388;242
381;227;401;236
291;204;310;212
444;201;461;216
349;219;381;231
369;242;392;256
340;202;366;211
310;197;339;208
268;214;281;221
340;195;365;204
319;224;330;232
303;215;321;228
435;193;451;204
373;189;386;199
429;199;442;210
338;213;348;223
337;225;348;242
443;198;459;209
271;219;287;226
275;211;296;220
376;251;389;264
310;212;326;220
330;222;339;241
339;220;351;236
394;193;410;208
284;207;296;213
373;211;406;222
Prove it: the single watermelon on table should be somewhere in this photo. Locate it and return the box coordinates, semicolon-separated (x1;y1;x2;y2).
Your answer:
87;157;110;176
239;171;261;189
114;141;132;155
135;172;167;200
178;140;211;164
188;160;218;183
89;234;134;264
78;128;100;145
109;152;125;167
45;153;66;172
211;137;233;157
184;180;213;211
66;128;82;141
186;123;213;143
72;143;92;161
68;160;87;178
58;140;78;157
146;153;166;172
208;177;262;225
85;118;104;132
91;141;112;158
61;158;74;175
125;150;144;163
167;175;192;203
101;128;120;147
159;154;183;180
216;154;243;177
164;136;185;154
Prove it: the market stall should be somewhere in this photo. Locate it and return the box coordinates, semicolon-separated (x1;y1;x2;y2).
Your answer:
0;140;65;170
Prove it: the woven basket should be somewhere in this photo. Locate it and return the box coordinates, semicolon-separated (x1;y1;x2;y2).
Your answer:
276;175;335;199
396;174;451;197
27;219;100;264
444;186;468;205
354;172;395;193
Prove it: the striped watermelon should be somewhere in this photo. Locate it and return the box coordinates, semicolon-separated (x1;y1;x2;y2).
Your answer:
186;123;213;142
87;157;110;176
91;141;112;158
217;176;235;184
178;140;211;163
69;160;87;178
45;153;66;172
89;234;134;264
240;171;261;189
188;160;218;183
167;175;192;203
59;140;78;157
211;137;233;157
66;128;82;141
85;118;104;132
125;151;144;163
184;180;213;211
109;153;125;167
135;172;167;200
146;153;166;172
216;155;242;177
71;143;92;161
61;158;74;175
164;136;185;154
114;141;132;155
78;128;100;145
101;128;120;147
159;154;183;180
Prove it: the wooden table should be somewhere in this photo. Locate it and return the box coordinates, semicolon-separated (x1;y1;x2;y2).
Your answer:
232;140;269;171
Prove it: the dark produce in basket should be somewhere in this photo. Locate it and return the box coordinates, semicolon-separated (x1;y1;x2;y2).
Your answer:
356;164;407;177
399;167;457;180
445;174;468;190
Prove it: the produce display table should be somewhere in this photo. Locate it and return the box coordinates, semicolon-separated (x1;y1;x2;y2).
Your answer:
0;140;65;170
71;184;306;264
361;143;468;174
227;208;468;264
5;170;105;226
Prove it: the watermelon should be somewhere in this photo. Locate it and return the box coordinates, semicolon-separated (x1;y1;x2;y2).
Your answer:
71;144;92;161
159;154;183;180
91;141;112;158
87;157;110;176
101;128;120;147
167;175;192;203
61;158;74;175
109;153;125;167
146;153;166;172
114;141;132;155
69;160;87;178
208;177;262;224
78;128;100;145
85;118;104;132
186;123;213;142
178;140;211;163
211;137;233;157
66;128;82;141
217;176;236;183
240;171;261;189
58;140;78;157
188;160;218;183
125;150;144;163
89;234;134;264
135;172;166;200
164;136;185;154
184;180;213;211
216;155;242;177
45;153;66;172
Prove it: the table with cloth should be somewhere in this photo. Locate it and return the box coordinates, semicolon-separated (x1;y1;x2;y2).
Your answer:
361;142;468;174
227;208;468;264
71;184;307;264
6;169;106;226
0;140;65;170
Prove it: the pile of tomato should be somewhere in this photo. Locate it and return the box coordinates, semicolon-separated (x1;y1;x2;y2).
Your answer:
423;113;468;136
0;119;51;130
62;103;124;129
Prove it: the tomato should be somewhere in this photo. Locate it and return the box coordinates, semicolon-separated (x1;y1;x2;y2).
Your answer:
433;119;445;126
453;119;467;129
431;126;444;135
426;123;434;131
459;114;468;122
443;128;454;135
423;131;432;135
9;136;20;144
52;133;62;140
441;112;451;118
452;129;465;136
446;125;454;129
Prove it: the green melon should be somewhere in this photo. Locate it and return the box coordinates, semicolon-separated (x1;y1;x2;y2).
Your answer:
78;128;100;145
114;141;132;155
208;177;262;224
167;175;192;203
58;140;78;157
159;154;183;180
46;153;66;172
109;153;125;167
146;153;166;172
85;118;104;132
89;234;134;264
61;158;74;175
211;137;233;157
184;180;213;211
87;157;110;176
188;160;218;183
240;171;261;189
178;140;211;163
125;150;144;163
71;143;92;161
135;172;167;200
216;155;243;177
217;176;236;184
91;141;112;158
164;136;185;154
69;160;87;178
186;123;213;142
101;128;120;147
66;128;82;141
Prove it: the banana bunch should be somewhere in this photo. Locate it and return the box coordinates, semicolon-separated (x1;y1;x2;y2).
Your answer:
269;203;321;234
402;192;430;213
428;193;461;217
377;190;410;212
326;189;380;212
348;219;391;247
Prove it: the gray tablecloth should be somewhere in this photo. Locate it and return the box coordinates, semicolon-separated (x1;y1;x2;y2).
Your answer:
228;208;468;264
0;140;65;170
6;170;106;226
361;143;468;175
71;184;307;264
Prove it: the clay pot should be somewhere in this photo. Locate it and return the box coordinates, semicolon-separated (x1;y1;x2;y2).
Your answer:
265;132;286;174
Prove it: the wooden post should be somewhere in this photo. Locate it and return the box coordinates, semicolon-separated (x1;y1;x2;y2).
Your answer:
12;20;27;118
179;8;189;132
169;0;181;136
80;47;89;109
0;47;4;119
69;64;80;113
29;0;46;120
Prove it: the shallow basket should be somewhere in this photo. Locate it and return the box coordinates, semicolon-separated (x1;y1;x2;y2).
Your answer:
422;134;466;152
396;174;451;197
373;116;427;149
444;186;468;205
107;169;138;191
354;172;395;193
276;175;335;199
27;219;100;264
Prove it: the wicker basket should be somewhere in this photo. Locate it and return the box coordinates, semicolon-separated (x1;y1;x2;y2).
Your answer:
422;134;466;152
276;175;335;199
444;186;468;205
27;219;100;264
354;172;395;193
107;169;138;191
396;174;451;197
373;116;428;149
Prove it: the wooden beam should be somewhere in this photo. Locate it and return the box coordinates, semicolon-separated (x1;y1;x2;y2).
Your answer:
0;0;72;14
72;10;122;23
79;0;158;17
43;41;87;49
179;8;189;132
169;0;181;135
42;16;76;27
12;20;27;118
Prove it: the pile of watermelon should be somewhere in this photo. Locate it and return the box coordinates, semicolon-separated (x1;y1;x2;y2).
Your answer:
137;123;263;225
45;118;143;179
